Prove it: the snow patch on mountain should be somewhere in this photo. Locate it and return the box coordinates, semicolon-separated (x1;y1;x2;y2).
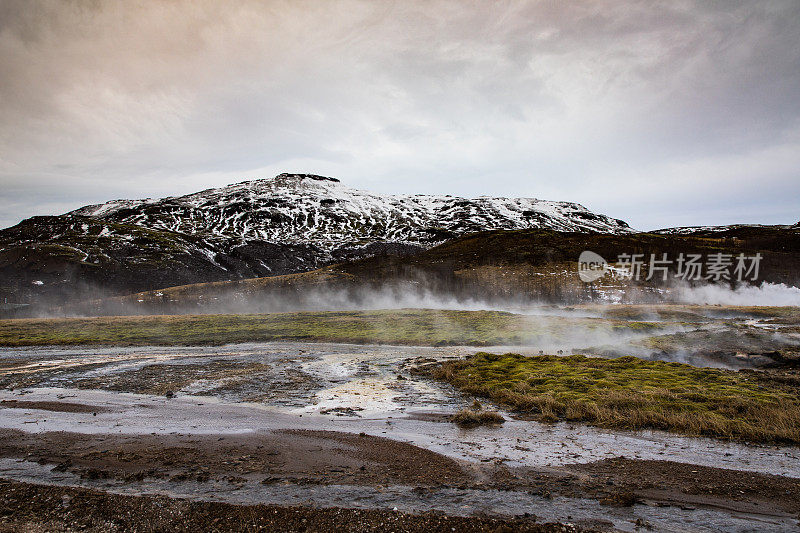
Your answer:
70;173;633;250
651;224;795;235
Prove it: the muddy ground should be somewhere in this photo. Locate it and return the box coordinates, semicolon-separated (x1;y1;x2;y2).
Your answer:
0;427;798;530
0;429;472;488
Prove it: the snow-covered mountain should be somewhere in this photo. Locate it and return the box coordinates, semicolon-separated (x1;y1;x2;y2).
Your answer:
1;173;633;305
70;173;632;248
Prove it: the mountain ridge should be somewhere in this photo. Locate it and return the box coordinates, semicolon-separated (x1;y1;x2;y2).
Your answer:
67;173;633;247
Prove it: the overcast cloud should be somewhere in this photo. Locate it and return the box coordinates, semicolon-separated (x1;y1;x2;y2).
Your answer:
1;0;798;230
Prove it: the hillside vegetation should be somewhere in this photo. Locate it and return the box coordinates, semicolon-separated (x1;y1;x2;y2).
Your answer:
36;226;800;317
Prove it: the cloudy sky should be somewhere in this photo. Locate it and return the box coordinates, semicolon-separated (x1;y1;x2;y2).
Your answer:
1;0;799;230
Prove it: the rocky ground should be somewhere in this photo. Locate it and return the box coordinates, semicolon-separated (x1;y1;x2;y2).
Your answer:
0;479;576;533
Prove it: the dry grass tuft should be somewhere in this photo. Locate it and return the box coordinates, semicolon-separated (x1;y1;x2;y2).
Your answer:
451;408;505;427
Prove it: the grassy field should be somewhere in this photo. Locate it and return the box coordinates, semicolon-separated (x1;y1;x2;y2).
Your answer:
578;304;800;322
431;352;800;444
0;310;528;347
0;309;664;347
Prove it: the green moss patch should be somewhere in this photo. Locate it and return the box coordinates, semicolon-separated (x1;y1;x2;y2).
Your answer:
432;353;800;444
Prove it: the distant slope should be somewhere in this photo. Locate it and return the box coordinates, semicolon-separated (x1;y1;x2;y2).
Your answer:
0;214;324;306
337;225;800;282
49;226;800;316
652;223;799;235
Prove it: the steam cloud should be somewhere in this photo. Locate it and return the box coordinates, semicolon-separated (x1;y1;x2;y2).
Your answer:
673;282;800;307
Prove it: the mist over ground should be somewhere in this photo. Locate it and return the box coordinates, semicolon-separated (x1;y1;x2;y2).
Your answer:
73;280;800;317
673;281;800;307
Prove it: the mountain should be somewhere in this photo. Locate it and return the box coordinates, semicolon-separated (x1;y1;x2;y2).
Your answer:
0;173;632;305
69;173;632;246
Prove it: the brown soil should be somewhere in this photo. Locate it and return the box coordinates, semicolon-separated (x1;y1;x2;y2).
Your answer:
0;400;109;414
0;429;473;488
